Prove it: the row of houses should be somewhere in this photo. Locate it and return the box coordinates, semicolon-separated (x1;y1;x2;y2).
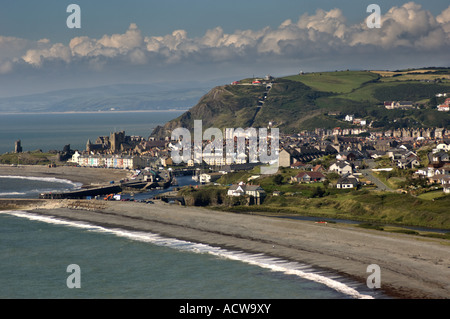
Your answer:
69;151;154;169
290;169;359;189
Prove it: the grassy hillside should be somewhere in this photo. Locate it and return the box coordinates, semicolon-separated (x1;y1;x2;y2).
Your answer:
0;151;57;165
152;68;450;137
284;70;379;93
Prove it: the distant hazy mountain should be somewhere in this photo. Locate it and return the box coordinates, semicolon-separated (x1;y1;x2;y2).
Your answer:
0;83;212;113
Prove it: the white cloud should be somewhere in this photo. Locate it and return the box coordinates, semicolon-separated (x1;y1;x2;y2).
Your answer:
2;2;449;73
350;2;449;50
22;43;72;67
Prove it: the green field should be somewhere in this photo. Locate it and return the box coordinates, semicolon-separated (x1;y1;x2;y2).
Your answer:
417;190;447;200
284;71;379;94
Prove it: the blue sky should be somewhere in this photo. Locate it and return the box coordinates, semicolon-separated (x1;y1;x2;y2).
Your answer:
0;0;449;97
2;0;449;42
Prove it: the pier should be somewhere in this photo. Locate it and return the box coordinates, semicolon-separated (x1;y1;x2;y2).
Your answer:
39;185;122;199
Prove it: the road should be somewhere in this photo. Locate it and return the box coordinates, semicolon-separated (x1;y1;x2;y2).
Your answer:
361;169;394;191
361;159;394;192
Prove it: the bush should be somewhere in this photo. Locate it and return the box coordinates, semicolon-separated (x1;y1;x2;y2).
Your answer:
311;186;325;198
273;174;284;185
391;229;419;235
358;223;384;231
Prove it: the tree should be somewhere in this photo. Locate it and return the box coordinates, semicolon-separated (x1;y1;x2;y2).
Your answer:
311;186;325;198
273;174;284;185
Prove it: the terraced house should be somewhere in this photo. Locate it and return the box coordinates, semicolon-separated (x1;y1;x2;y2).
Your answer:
70;153;147;169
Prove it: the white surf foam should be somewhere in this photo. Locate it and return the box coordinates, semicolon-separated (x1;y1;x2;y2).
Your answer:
0;175;82;189
0;210;375;299
0;192;27;196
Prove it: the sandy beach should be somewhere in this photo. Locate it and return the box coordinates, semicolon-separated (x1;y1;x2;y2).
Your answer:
0;164;131;186
1;165;449;299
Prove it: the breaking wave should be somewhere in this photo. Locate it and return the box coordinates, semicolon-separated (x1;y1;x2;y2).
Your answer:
0;192;26;197
0;175;82;189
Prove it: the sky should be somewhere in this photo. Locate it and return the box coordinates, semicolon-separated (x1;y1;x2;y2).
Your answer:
0;0;449;97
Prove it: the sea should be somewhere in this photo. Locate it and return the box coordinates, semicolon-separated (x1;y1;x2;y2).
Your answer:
0;111;384;300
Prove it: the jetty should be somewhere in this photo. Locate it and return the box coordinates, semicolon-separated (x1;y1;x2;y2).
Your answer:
39;185;122;199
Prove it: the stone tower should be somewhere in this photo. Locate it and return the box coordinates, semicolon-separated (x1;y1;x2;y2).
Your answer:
110;131;125;152
15;140;22;153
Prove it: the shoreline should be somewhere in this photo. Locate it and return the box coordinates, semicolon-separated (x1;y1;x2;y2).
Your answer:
2;198;449;299
0;164;131;187
1;165;449;299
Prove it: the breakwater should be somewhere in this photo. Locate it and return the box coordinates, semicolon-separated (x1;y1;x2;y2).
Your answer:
39;185;122;199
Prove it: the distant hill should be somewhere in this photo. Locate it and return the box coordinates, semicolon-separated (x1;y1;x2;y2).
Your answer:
151;68;450;138
0;83;211;113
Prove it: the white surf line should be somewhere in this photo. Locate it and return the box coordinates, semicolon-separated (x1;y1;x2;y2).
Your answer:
1;210;374;299
0;175;82;189
0;192;27;196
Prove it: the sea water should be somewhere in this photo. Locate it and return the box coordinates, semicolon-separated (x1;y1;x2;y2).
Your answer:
0;175;381;299
0;176;81;198
0;211;379;299
0;111;184;154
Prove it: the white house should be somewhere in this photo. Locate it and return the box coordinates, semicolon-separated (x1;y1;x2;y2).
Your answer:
199;172;223;184
329;161;353;175
227;183;265;198
336;176;359;189
69;151;81;164
244;185;266;198
433;143;450;153
344;114;354;122
227;184;246;197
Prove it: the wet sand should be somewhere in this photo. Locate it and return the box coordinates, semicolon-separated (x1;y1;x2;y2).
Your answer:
12;198;450;299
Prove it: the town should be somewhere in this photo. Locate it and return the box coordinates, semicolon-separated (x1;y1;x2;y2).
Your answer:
60;123;450;202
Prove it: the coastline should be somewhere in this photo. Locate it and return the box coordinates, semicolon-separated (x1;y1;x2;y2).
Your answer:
1;165;449;299
0;164;131;187
2;198;449;299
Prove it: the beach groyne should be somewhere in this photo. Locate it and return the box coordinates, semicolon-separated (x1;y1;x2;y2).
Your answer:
0;199;45;211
